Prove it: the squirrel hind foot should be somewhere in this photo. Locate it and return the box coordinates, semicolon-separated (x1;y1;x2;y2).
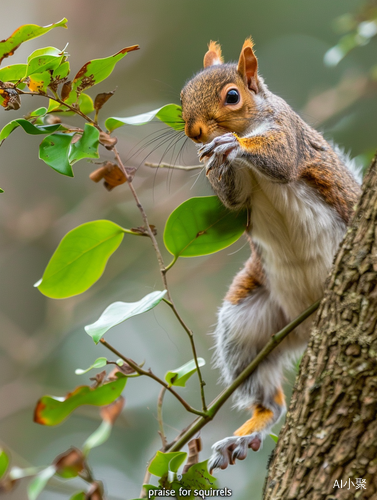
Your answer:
208;433;263;473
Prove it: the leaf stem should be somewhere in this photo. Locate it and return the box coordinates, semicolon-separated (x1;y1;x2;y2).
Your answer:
99;338;206;418
168;299;321;452
164;256;177;272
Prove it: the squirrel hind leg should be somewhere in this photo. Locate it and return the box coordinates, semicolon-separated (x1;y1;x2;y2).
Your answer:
208;387;286;473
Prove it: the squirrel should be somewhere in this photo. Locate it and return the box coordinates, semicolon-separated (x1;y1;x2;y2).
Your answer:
179;38;361;472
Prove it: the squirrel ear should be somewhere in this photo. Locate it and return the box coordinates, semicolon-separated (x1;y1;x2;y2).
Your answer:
238;38;258;93
203;41;224;68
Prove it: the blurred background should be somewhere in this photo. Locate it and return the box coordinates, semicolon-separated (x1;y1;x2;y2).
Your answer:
0;0;376;499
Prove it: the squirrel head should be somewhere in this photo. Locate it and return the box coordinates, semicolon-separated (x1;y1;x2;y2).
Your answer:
181;38;261;144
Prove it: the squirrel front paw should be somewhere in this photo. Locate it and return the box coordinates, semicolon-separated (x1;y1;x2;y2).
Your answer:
208;432;262;473
198;133;240;177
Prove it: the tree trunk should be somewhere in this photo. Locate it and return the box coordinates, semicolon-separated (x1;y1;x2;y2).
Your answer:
263;155;377;500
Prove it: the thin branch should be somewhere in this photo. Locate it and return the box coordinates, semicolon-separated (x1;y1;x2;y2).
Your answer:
145;162;202;171
17;89;102;131
157;387;168;448
100;338;206;417
112;146;207;411
163;299;207;411
167;299;321;452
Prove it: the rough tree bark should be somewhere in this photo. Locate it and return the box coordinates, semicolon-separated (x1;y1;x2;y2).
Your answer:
263;155;377;500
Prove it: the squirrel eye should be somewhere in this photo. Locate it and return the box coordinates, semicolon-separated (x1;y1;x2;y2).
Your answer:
225;89;240;105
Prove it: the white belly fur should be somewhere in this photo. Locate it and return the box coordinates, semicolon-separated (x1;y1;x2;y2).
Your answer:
246;168;346;322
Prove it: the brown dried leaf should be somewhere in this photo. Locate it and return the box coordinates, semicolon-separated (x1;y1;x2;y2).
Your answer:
90;370;107;387
0;82;21;110
0;477;17;493
87;482;103;500
89;162;133;190
100;396;125;424
54;448;85;478
182;437;202;473
61;80;72;101
99;131;117;150
94;91;115;112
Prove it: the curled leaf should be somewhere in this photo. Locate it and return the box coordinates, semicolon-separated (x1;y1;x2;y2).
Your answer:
148;451;187;477
105;104;184;133
165;358;206;387
0;119;60;143
94;90;115;112
89;162;127;190
75;357;107;375
34;374;127;426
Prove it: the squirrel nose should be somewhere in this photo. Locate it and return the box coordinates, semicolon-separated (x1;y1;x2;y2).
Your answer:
185;122;208;143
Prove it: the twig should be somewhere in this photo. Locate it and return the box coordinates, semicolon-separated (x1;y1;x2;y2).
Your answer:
157;387;168;448
145;162;202;171
167;299;321;452
112;146;207;411
100;338;206;417
17;89;102;131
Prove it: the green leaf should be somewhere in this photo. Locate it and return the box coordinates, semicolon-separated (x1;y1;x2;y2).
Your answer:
27;71;52;93
69;124;99;164
52;60;70;80
75;357;107;375
70;493;86;500
149;451;187;477
0;19;68;65
105;104;184;133
39;132;74;176
178;460;217;490
34;374;127;426
85;290;167;344
141;485;159;500
269;433;279;443
26;47;65;77
164;196;247;259
0;448;9;479
27;465;56;500
71;45;139;98
0;64;27;82
30;107;48;117
165;358;205;387
0;119;61;142
47;92;94;115
0;188;3;193
83;420;112;454
36;220;125;299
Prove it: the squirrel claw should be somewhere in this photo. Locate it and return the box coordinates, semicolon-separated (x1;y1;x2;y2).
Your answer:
208;433;263;473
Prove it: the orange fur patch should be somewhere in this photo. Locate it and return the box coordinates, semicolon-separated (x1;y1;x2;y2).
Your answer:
225;251;264;305
241;37;255;52
274;387;285;407
234;404;273;436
